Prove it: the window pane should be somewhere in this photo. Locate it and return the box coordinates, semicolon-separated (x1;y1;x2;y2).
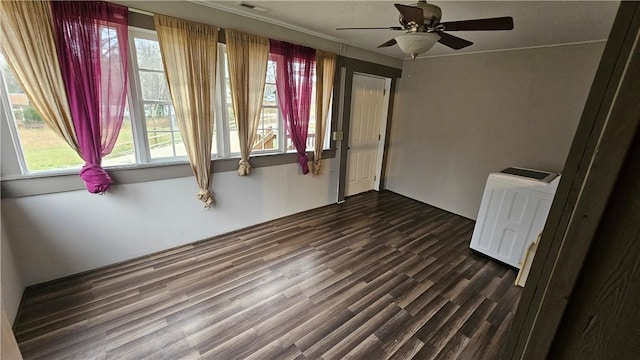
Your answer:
254;60;280;153
139;70;170;101
173;130;187;157
133;38;164;71
263;84;277;107
256;107;278;151
103;104;135;166
222;54;237;154
225;79;236;132
261;107;279;130
266;61;276;83
145;103;184;159
229;129;240;154
225;78;233;105
307;82;317;151
227;104;236;130
12;107;84;171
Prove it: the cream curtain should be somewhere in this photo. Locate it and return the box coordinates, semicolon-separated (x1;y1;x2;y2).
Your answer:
154;15;218;208
312;50;336;175
0;0;79;153
225;29;269;176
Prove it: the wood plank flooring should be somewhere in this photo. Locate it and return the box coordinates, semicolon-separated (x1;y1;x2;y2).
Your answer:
13;191;522;360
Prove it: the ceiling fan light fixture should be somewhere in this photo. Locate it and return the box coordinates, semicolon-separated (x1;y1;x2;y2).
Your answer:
395;32;441;59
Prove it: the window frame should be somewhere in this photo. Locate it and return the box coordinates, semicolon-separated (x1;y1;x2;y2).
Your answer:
0;60;30;174
126;28;150;165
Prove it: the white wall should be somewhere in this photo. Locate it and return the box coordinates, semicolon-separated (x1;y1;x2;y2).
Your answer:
2;159;338;285
385;42;605;219
1;217;24;324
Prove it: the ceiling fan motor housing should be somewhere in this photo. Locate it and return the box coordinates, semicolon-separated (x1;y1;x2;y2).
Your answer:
416;1;442;27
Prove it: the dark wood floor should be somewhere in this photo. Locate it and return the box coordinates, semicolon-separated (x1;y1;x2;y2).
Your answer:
14;191;522;360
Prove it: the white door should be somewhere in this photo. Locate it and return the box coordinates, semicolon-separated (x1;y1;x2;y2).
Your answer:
346;74;389;196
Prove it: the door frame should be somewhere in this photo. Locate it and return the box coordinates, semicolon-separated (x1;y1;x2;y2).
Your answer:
336;58;402;203
373;76;392;191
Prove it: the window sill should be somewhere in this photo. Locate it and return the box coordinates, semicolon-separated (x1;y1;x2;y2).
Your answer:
1;149;335;198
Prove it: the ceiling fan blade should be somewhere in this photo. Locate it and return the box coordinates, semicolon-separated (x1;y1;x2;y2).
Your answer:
394;4;424;25
437;32;473;50
439;16;514;31
336;26;404;30
377;38;397;48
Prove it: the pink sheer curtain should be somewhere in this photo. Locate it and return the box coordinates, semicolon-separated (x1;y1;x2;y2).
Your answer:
51;1;128;193
270;40;315;174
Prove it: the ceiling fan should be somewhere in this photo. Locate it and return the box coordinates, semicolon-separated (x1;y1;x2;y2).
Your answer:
337;1;514;59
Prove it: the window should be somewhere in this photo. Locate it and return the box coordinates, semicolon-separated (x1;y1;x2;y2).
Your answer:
129;30;220;161
0;51;83;172
223;50;331;155
0;51;134;173
286;68;331;152
221;51;281;155
99;26;136;167
254;60;280;152
1;26;331;175
129;31;188;161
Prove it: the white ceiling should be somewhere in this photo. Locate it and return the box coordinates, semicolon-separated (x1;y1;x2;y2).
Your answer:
197;1;620;59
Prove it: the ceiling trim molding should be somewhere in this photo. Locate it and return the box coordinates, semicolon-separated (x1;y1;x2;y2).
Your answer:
414;39;608;61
